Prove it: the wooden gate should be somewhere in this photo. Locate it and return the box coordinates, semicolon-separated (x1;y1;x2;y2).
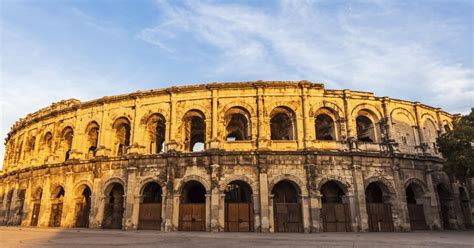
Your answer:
407;203;427;230
274;203;302;232
31;204;40;226
225;203;253;232
49;203;63;227
322;203;351;232
367;203;393;232
138;203;162;230
179;203;205;231
75;202;90;228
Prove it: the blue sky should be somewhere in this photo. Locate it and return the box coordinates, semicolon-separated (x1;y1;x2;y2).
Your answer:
0;0;473;168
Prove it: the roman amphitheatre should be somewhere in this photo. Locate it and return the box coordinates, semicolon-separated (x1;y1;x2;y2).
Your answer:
0;81;471;232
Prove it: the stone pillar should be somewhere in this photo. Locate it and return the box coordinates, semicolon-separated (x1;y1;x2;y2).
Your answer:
209;89;219;149
252;193;261;232
205;193;211;231
62;171;75;227
391;163;411;231
218;193;225;232
38;175;51;227
160;192;167;231
89;175;104;228
20;177;33;226
166;91;178;151
309;191;322;232
451;183;465;229
268;194;274;232
258;167;270;232
351;161;368;231
124;166;138;230
210;187;220;232
301;193;310;233
256;86;268;149
300;83;312;149
170;192;180;231
345;192;358;231
425;169;442;229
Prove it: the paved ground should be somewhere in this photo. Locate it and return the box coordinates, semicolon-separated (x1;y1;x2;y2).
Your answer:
1;227;473;248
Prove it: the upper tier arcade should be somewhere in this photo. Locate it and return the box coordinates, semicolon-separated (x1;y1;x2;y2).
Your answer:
2;81;455;173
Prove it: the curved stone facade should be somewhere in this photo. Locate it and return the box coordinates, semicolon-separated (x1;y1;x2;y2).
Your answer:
0;81;471;232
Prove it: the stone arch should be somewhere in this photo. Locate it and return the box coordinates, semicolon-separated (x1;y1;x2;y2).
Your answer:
59;126;74;161
355;108;382;143
390;107;417;126
103;178;126;197
314;108;340;141
181;109;207;152
265;100;300;117
270;106;297;141
403;178;428;194
143;113;167;154
219;175;257;193
220;101;256;119
223;106;252;141
112;117;132;156
351;103;384;121
364;176;396;196
139;109;169;126
310;101;345;120
136;177;167;197
73;180;93;197
268;174;307;196
316;177;352;194
176;175;211;194
85;121;100;158
50;183;66;198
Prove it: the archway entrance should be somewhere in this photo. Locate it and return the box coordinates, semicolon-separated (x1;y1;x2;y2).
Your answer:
320;181;350;232
30;188;42;226
224;180;253;232
179;181;206;231
406;183;427;230
365;182;393;232
272;180;302;232
102;183;124;229
437;184;453;230
138;182;163;230
75;185;91;228
49;186;64;227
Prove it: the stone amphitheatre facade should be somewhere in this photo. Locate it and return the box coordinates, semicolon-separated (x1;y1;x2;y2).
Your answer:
0;81;472;233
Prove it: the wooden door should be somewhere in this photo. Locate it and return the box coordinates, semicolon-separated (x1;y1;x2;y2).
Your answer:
322;203;351;232
49;203;63;227
138;203;162;230
225;203;253;232
407;203;427;230
367;203;393;232
179;203;205;231
31;204;41;226
75;202;90;228
274;203;302;232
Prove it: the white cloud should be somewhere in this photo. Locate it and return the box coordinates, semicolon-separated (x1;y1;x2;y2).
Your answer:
139;0;473;113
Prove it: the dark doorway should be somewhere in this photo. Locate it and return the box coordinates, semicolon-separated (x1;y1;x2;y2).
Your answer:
75;186;91;228
224;181;253;232
459;187;472;228
321;181;350;232
138;182;163;230
102;183;124;229
437;184;453;230
272;180;303;232
179;181;206;231
49;186;65;227
366;182;393;232
406;184;428;230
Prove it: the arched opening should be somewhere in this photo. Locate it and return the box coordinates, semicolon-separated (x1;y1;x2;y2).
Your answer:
270;107;296;140
437;184;453;230
365;182;393;232
30;188;42;226
392;119;416;151
113;118;131;156
272;180;302;232
60;127;74;161
405;183;428;230
179;180;206;231
320;181;350;232
102;183;125;229
85;122;99;158
138;182;163;230
49;186;65;227
224;180;253;232
26;135;36;155
74;185;91;228
225;107;251;141
459;187;472;228
443;124;451;133
146;114;166;154
315;114;336;141
183;110;206;152
42;132;53;162
356;116;376;142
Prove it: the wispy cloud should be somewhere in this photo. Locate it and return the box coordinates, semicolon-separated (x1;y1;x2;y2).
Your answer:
138;0;473;113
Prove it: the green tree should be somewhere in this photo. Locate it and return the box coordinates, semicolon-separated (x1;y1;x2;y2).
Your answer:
437;109;474;180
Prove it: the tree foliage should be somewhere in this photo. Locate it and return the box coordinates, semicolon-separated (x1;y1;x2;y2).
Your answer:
437;109;474;180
